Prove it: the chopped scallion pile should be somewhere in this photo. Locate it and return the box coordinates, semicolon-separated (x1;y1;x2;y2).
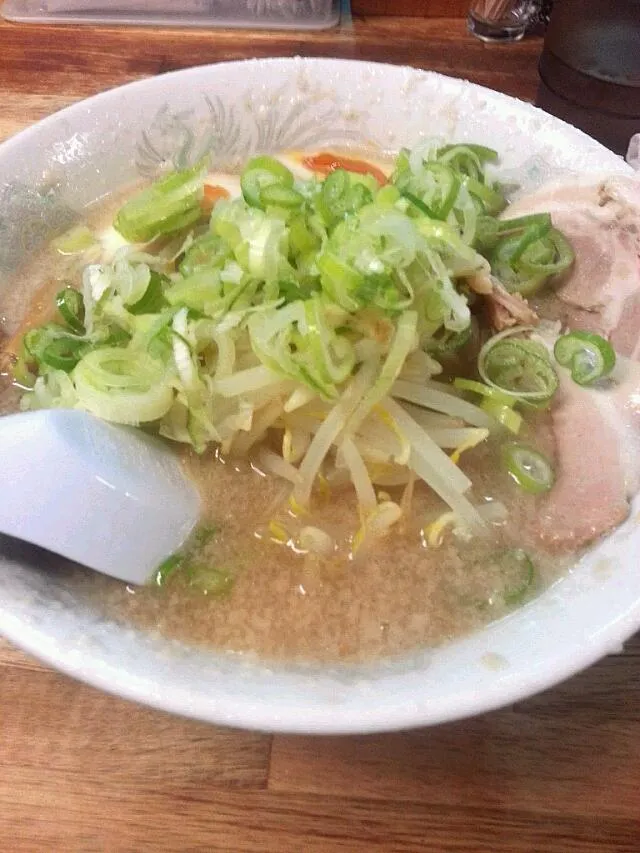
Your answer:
554;330;616;386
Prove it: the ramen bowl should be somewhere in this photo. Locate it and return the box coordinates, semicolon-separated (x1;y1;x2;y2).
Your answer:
0;58;638;734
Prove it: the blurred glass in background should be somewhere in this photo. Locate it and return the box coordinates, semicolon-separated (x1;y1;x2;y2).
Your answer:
467;0;539;42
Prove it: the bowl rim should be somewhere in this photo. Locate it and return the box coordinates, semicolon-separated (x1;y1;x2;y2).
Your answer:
2;594;640;734
0;56;638;734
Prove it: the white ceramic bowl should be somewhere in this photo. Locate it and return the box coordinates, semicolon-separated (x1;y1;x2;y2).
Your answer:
1;58;638;734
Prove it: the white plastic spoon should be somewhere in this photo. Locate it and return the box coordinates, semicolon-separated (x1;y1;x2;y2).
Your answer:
0;409;201;584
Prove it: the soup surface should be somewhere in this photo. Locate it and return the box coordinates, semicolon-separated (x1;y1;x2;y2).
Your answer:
1;150;637;663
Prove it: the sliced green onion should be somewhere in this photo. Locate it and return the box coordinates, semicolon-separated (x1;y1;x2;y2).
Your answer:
52;225;97;256
453;378;521;433
427;325;472;356
23;323;86;372
402;190;434;218
128;271;168;315
187;565;235;597
427;163;461;219
520;229;574;278
480;398;522;434
496;213;552;236
554;330;616;386
400;164;461;221
473;215;500;252
241;155;295;209
102;325;132;348
490;218;574;297
154;553;183;586
461;176;505;216
317;251;363;311
244;155;293;186
179;232;227;277
495;548;535;605
503;443;554;494
261;184;304;209
479;331;558;402
453;377;516;406
23;325;62;360
289;215;320;256
319;169;372;225
376;184;401;207
11;347;36;388
154;523;220;587
404;162;461;220
40;336;87;371
503;222;551;266
56;287;85;334
438;143;499;165
114;161;207;242
73;347;173;424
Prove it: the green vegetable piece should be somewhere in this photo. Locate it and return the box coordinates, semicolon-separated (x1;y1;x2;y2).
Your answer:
188;566;235;597
11;348;36;389
153;524;219;587
288;215;320;256
261;184;304;209
317;251;363;311
502;443;555;495
437;144;499;191
56;286;86;334
375;184;401;207
454;377;522;433
496;213;552;236
101;325;132;348
554;330;616;386
165;271;223;312
496;549;535;605
461;176;506;216
114;162;207;243
491;218;574;297
154;553;183;587
402;190;435;219
438;143;499;164
473;215;499;252
240;155;294;209
520;228;574;278
180;233;227;276
23;324;62;360
23;323;86;372
319;169;372;225
401;162;460;220
40;336;87;372
480;397;522;434
479;335;559;402
454;377;516;407
128;271;168;315
427;325;472;356
52;225;97;256
72;347;173;424
245;155;294;185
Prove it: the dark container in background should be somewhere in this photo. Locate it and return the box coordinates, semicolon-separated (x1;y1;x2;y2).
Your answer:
536;0;640;155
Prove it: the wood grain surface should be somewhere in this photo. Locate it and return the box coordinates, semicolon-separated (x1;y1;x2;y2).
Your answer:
0;13;638;853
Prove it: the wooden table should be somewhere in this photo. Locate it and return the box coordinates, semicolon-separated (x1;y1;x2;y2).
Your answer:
1;13;639;853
